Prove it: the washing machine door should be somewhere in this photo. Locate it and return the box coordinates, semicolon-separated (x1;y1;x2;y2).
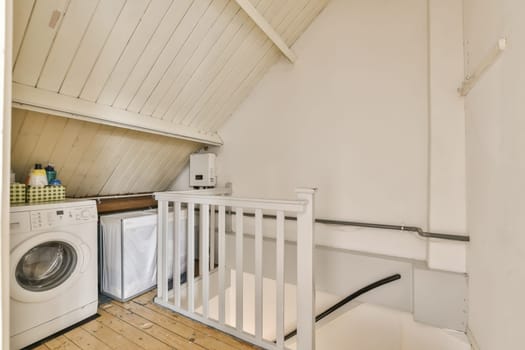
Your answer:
11;232;90;303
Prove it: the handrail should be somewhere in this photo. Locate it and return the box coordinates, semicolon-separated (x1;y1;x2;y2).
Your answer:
228;211;470;242
282;274;402;342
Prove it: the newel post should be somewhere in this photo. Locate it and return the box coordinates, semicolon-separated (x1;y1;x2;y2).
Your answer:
295;188;316;350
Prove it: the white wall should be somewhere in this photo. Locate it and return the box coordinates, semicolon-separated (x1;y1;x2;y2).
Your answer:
463;0;525;348
175;0;468;268
170;0;470;322
215;0;430;227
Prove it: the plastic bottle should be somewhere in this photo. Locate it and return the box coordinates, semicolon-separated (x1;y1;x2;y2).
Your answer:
45;163;56;183
29;163;48;187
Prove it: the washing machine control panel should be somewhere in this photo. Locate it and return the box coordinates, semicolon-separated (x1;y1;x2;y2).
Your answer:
30;206;97;230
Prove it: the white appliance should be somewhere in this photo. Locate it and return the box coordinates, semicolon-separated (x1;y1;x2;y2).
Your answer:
99;209;187;301
190;153;216;187
10;200;98;349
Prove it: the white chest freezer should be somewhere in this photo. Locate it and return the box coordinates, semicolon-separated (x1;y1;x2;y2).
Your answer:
99;209;187;301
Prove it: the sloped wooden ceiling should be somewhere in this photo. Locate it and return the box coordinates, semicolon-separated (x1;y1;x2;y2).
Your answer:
11;108;202;197
12;0;329;145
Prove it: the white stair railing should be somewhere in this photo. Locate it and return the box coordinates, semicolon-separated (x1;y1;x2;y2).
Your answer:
154;188;316;350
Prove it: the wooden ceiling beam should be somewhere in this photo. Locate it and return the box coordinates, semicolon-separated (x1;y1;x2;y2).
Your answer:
12;83;223;146
234;0;297;63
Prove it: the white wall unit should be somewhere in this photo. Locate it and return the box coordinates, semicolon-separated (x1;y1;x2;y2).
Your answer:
463;0;525;348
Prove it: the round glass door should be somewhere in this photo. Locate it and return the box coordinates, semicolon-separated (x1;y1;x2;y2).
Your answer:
15;241;78;292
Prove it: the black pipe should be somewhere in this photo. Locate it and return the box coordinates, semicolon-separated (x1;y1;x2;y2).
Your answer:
282;273;401;342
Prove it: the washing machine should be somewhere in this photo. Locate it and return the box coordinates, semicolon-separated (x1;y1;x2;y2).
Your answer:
9;200;98;349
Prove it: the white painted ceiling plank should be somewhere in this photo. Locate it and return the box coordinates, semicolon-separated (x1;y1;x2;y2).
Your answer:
198;0;327;131
12;0;35;66
180;0;282;126
234;0;296;62
67;124;114;196
155;141;199;189
113;134;159;194
92;129;141;195
99;131;151;195
84;128;132;196
184;30;269;127
201;0;325;131
47;119;86;177
205;46;279;131
37;0;101;92
145;144;200;193
126;0;213;113
164;3;261;123
13;0;70;85
286;0;329;44
59;0;126;97
207;1;328;131
126;136;170;193
55;123;101;190
13;82;223;145
112;0;194;109
11;109;29;146
128;135;177;192
28;114;69;166
96;0;174;106
128;138;189;193
190;0;302;128
12;110;201;196
169;0;275;125
75;127;128;196
140;0;229;117
11;112;48;179
80;0;151;102
150;0;240;118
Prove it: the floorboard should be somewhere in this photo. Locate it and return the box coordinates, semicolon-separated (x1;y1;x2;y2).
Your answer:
39;290;258;350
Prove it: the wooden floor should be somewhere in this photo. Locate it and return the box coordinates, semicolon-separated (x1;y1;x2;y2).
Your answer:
32;290;259;350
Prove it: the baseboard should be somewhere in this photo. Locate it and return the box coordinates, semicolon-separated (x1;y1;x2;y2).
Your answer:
466;327;480;350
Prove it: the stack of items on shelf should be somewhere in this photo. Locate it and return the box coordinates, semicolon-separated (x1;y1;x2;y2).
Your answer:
10;163;66;204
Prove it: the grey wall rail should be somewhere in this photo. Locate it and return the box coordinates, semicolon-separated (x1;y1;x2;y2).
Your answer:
227;210;470;242
314;219;470;242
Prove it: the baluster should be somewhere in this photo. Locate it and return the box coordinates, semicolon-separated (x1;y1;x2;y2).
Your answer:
173;201;181;307
254;209;263;340
201;204;210;318
187;202;195;312
218;205;226;323
235;207;244;331
276;210;285;348
210;205;216;270
157;200;169;302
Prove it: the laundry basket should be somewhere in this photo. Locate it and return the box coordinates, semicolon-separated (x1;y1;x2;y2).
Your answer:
99;209;187;301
